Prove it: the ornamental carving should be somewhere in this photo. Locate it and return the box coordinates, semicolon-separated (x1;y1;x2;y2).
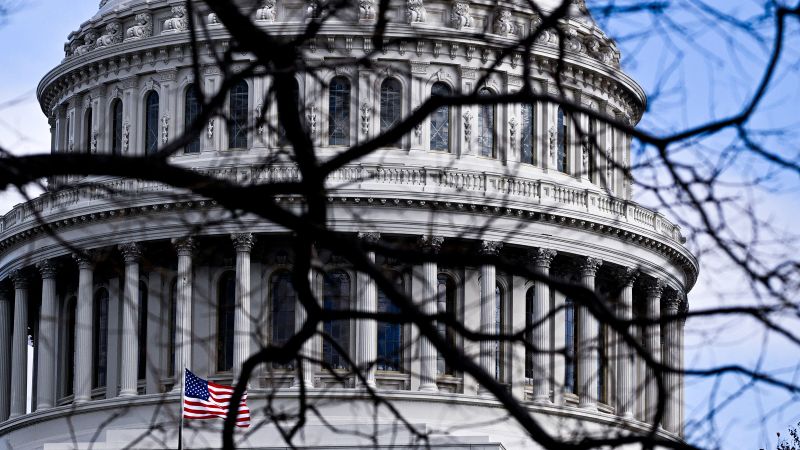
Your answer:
74;30;98;56
306;105;318;136
207;119;215;140
663;290;682;312
208;13;220;25
72;251;95;270
121;121;130;153
256;0;277;22
480;240;503;256
90;129;99;153
548;126;556;162
620;267;639;287
10;270;28;289
644;277;665;297
451;1;474;30
125;13;153;42
406;0;426;24
493;8;516;36
360;102;371;136
358;232;381;243
462;110;473;150
232;233;256;252
508;116;517;149
172;237;197;256
163;6;189;33
161;114;170;144
306;0;320;19
582;141;589;170
531;248;557;268
95;22;122;49
359;0;375;21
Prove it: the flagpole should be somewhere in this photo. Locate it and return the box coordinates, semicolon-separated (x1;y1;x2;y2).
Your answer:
178;368;185;450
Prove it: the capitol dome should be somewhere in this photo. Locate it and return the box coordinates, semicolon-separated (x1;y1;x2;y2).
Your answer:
0;0;696;449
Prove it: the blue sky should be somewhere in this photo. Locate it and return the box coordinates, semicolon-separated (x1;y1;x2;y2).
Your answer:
0;1;798;449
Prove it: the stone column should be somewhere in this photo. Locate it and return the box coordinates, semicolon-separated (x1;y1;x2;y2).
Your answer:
419;235;444;392
9;271;28;418
118;242;142;397
355;232;379;389
292;268;316;390
73;253;94;403
644;277;664;424
36;261;59;410
576;257;602;409
615;267;638;418
231;233;255;384
678;298;688;436
662;290;682;433
479;241;502;396
171;237;196;392
530;248;557;403
0;288;11;421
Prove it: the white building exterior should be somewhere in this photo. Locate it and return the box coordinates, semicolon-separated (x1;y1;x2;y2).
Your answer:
0;0;697;448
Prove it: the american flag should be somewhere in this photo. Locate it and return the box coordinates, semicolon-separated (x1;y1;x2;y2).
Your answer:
183;369;251;428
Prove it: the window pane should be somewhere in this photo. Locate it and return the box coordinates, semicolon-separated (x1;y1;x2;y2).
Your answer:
145;91;159;155
217;272;236;372
323;270;351;370
328;77;351;146
521;104;535;164
477;88;495;158
92;289;109;389
565;297;576;393
436;274;457;375
271;271;296;369
228;81;249;149
377;272;404;372
184;85;201;153
380;78;402;146
84;108;93;153
138;281;148;381
557;108;568;173
111;100;123;155
430;82;451;151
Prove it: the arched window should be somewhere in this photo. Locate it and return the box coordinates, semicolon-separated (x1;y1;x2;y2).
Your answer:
92;288;109;389
564;297;576;393
495;284;505;381
477;88;496;158
521;104;536;165
138;281;148;382
328;76;351;146
323;270;351;370
62;296;77;397
380;78;402;146
167;279;177;377
270;270;296;369
588;118;597;182
436;274;458;375
557;107;568;173
278;77;301;146
217;271;236;372
524;286;534;379
228;80;249;149
84;107;93;153
377;272;404;372
144;91;160;155
430;82;452;152
111;99;123;155
184;84;201;154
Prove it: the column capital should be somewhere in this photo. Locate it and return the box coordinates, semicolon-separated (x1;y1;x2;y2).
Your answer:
618;266;639;287
530;248;557;268
480;240;503;256
9;270;28;289
231;233;256;252
358;232;381;244
679;294;690;324
72;251;95;270
118;242;143;264
172;236;197;256
662;289;682;312
578;256;603;276
418;235;444;253
37;260;59;279
644;277;665;297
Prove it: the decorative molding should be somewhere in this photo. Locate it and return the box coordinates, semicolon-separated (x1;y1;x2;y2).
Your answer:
72;251;95;270
95;21;122;49
578;256;603;276
451;1;474;30
162;6;188;34
419;235;444;253
619;267;639;287
644;277;665;297
36;260;58;279
359;0;376;21
161;114;170;145
531;248;557;268
493;8;516;36
480;240;503;256
256;0;277;22
9;269;27;289
125;13;153;42
360;102;371;136
406;0;427;24
172;237;196;256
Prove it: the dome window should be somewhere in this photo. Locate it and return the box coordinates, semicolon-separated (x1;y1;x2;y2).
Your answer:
328;76;351;146
430;82;452;152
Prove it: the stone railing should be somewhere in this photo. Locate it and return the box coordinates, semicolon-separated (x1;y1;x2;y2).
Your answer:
0;163;685;245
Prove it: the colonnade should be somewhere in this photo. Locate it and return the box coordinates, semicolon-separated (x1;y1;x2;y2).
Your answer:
0;233;687;435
